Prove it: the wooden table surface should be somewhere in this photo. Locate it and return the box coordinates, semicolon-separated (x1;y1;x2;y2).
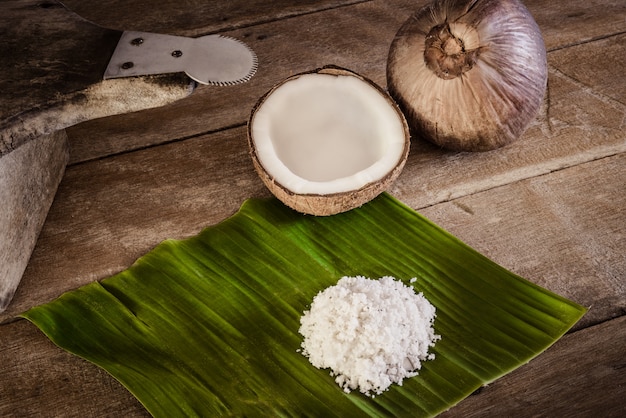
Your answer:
1;0;625;416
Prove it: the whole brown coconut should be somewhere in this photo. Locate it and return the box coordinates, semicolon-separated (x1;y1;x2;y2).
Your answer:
248;66;410;216
387;0;548;151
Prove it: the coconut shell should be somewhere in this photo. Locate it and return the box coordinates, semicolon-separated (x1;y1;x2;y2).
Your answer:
387;0;548;152
247;66;410;216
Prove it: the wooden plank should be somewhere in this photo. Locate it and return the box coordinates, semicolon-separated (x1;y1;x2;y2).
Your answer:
0;318;148;417
64;0;626;164
528;0;626;51
60;0;626;54
61;0;369;36
1;311;623;416
549;34;626;105
418;154;626;331
439;316;626;417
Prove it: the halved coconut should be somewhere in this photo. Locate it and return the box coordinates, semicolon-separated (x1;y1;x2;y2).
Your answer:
247;66;410;216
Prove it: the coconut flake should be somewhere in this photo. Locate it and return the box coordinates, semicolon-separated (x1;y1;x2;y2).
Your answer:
298;276;440;396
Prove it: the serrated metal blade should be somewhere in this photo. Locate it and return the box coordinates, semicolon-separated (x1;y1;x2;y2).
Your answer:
185;35;258;86
104;31;257;86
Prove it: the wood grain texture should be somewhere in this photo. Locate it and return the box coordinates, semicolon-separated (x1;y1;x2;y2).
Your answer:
419;154;626;331
548;33;626;105
440;316;626;417
0;319;148;418
61;0;369;35
60;0;626;51
527;0;626;51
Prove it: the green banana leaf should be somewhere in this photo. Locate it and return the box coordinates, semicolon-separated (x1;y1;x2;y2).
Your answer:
22;193;586;417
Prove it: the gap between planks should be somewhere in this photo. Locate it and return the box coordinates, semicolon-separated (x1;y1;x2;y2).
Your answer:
66;122;248;168
547;29;626;53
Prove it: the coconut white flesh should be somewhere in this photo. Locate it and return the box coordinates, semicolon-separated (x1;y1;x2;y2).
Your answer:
250;73;406;195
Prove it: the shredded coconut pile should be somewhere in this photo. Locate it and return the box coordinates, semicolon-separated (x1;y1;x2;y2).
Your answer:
298;276;440;397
